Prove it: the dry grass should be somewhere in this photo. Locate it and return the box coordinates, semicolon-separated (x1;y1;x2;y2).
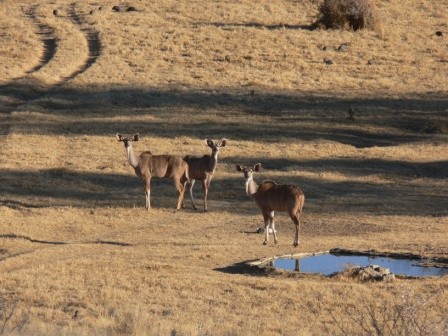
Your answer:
0;0;447;335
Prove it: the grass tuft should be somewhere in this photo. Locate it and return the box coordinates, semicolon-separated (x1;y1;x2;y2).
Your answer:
316;0;383;33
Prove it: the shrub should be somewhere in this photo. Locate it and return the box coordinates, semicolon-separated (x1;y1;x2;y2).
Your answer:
316;0;382;32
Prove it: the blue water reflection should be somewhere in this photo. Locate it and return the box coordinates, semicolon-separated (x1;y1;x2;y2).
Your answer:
273;254;448;277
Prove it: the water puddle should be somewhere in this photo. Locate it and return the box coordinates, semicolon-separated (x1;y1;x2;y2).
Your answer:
273;253;448;277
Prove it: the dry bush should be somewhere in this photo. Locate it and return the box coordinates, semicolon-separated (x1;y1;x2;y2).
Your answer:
321;287;448;336
316;0;382;32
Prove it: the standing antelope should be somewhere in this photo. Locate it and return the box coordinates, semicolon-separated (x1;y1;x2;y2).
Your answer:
182;138;227;211
116;133;189;211
236;163;305;246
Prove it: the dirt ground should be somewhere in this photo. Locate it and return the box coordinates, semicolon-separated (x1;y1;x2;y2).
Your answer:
1;0;447;335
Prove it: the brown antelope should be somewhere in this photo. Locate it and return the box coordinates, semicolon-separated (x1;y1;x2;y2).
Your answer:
116;133;189;211
235;163;305;246
182;138;227;211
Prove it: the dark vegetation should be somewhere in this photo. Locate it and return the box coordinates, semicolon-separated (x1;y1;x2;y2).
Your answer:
316;0;382;32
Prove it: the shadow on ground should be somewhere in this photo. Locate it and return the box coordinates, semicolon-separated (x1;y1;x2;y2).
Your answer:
1;80;447;148
1;158;447;216
1;81;447;216
227;156;448;179
214;259;267;276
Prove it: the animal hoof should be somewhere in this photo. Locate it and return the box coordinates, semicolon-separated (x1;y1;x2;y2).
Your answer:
263;241;267;245
203;209;208;213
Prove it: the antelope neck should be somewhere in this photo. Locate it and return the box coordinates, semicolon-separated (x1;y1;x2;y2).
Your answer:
245;176;259;196
206;149;218;171
125;143;140;168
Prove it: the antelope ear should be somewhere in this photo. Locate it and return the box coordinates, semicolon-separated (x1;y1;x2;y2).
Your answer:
218;138;227;147
205;139;214;147
116;133;123;141
253;163;262;172
132;133;140;141
235;164;243;172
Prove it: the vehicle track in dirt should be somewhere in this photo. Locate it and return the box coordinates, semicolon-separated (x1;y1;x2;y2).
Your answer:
0;3;102;136
65;2;101;80
23;4;58;75
0;3;103;224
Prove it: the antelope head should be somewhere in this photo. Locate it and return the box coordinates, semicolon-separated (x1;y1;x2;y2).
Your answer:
236;163;262;196
116;133;139;148
205;138;227;156
236;163;261;180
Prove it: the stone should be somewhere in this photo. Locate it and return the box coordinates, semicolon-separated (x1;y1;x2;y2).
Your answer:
350;264;395;282
338;44;349;52
112;5;137;12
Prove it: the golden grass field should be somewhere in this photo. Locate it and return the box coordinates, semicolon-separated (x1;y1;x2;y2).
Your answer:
1;0;447;334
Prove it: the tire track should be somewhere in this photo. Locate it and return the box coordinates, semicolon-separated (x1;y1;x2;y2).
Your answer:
0;5;53;139
65;2;101;80
0;5;54;121
23;3;102;83
0;3;102;137
23;4;58;75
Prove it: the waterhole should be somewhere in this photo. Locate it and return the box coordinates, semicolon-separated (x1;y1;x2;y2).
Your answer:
272;252;448;277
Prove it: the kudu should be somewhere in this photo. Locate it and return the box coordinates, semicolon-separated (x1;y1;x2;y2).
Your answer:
236;163;305;246
116;133;189;211
182;138;227;211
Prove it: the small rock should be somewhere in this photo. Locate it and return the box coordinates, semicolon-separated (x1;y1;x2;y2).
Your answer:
382;273;396;282
338;44;349;52
89;9;95;15
224;55;231;62
435;31;443;37
351;264;395;282
324;58;333;65
112;5;137;12
322;46;330;51
367;59;377;65
53;9;59;16
162;309;172;316
255;227;277;234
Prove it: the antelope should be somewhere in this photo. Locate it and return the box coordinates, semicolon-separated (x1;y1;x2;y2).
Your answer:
182;138;227;211
235;163;305;246
116;133;189;211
